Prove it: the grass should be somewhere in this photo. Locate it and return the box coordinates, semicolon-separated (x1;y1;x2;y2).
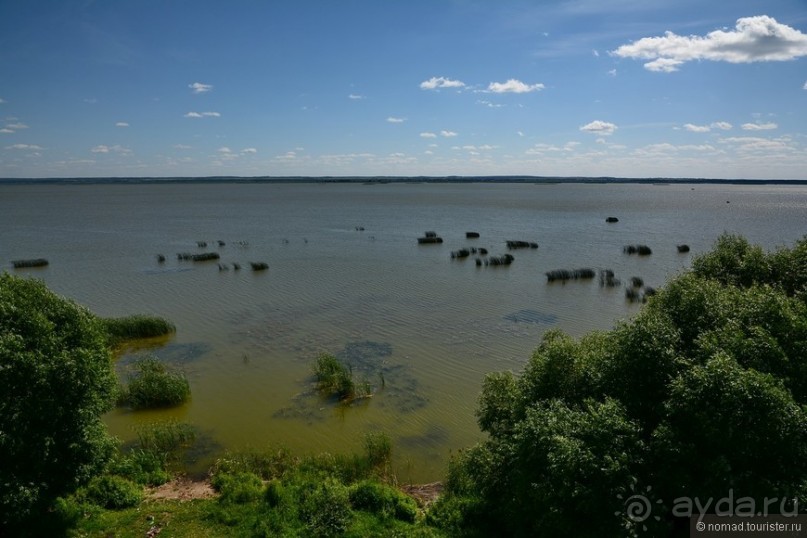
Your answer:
118;357;190;409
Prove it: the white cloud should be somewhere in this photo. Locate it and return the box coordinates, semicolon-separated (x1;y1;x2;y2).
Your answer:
184;111;220;118
803;80;807;89
580;120;618;135
5;143;43;150
712;121;733;130
684;123;711;132
0;128;13;134
0;97;5;104
189;82;213;94
420;76;466;90
741;122;778;130
607;69;617;76
612;15;807;72
115;122;129;127
420;132;437;138
348;94;365;100
593;49;600;57
477;100;504;108
217;147;232;153
241;148;257;154
487;79;545;93
90;144;131;155
174;144;192;150
387;117;405;123
5;123;28;130
440;130;458;137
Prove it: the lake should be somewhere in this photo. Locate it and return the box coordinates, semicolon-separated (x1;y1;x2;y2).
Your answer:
2;181;805;482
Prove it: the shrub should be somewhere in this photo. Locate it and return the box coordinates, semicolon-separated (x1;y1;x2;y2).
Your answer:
84;475;143;509
108;448;170;486
213;472;264;504
134;420;196;469
119;356;190;409
349;480;417;522
0;274;117;530
300;478;353;537
313;353;355;400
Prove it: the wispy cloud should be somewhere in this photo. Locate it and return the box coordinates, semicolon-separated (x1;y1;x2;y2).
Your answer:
90;144;131;154
440;130;458;137
804;80;807;89
741;121;778;130
184;111;221;118
189;82;213;94
115;122;129;127
5;123;28;130
612;15;807;72
712;121;733;130
580;120;617;135
420;76;466;90
387;117;406;123
683;123;711;133
174;144;192;150
420;132;437;138
241;148;257;154
0;128;13;134
348;93;365;100
487;79;544;93
0;97;5;104
5;143;43;150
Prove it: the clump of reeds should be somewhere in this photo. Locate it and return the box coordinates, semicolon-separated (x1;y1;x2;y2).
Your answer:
629;276;644;288
11;258;49;268
156;254;166;263
250;262;269;271
506;240;538;249
102;314;175;344
177;252;220;261
417;231;443;244
466;232;480;238
677;244;690;253
118;356;190;410
451;248;471;259
313;353;371;402
605;217;619;223
484;253;515;266
623;245;652;255
599;269;621;287
545;268;596;282
196;241;207;248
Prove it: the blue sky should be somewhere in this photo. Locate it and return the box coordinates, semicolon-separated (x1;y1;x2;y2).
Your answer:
1;0;806;179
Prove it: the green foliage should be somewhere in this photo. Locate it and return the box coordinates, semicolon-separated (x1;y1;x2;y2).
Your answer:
0;274;118;530
134;420;197;468
102;314;175;345
118;356;191;409
299;478;353;537
314;353;357;400
108;448;171;486
83;475;143;509
212;471;264;504
349;480;417;522
364;431;392;469
444;234;807;537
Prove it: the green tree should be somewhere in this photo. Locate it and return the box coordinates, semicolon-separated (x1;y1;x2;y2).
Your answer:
0;274;117;530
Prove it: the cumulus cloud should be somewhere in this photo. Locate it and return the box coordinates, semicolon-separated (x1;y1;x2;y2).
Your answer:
420;132;437;138
712;121;733;130
487;79;545;93
387;117;405;123
612;15;807;72
189;82;213;94
440;130;458;137
741;122;778;130
420;76;466;90
580;120;618;135
241;147;257;154
184;111;220;118
115;122;129;127
217;147;232;153
5;143;43;150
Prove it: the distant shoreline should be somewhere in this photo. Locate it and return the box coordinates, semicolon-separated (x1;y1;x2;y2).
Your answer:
1;176;806;185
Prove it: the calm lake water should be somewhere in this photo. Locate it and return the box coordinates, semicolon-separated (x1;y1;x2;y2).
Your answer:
2;181;806;482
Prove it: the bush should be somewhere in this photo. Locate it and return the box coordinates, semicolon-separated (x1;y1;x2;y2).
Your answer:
349;480;417;522
300;478;353;537
84;475;143;509
108;448;170;486
363;431;392;469
0;274;117;530
134;421;196;466
313;353;356;400
212;472;264;504
119;356;190;409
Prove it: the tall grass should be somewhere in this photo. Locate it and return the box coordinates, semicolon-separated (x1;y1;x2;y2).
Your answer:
102;314;175;345
313;353;371;402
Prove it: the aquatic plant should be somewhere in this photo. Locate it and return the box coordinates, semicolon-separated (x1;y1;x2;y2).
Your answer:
177;252;220;261
102;314;175;344
629;276;644;288
506;240;538;249
545;268;596;282
623;245;652;255
250;261;269;271
11;258;48;268
605;217;619;223
677;244;690;253
599;269;620;287
450;248;471;259
156;254;166;263
118;356;190;410
466;232;480;238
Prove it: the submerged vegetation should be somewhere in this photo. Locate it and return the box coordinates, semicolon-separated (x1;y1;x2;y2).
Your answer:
313;353;372;403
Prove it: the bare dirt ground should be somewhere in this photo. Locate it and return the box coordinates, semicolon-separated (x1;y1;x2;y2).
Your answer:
147;478;216;501
400;482;444;508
